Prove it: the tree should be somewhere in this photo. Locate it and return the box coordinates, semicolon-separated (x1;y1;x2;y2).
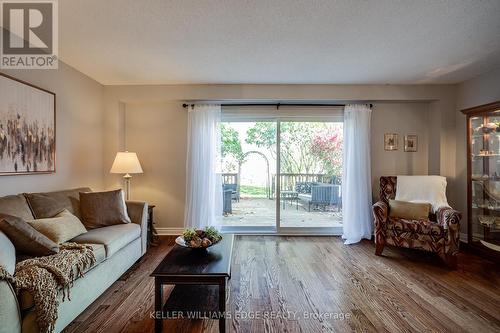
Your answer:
221;124;244;172
310;127;343;177
246;122;329;174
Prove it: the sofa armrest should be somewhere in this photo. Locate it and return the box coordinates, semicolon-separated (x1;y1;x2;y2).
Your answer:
0;281;21;333
437;206;461;255
126;201;148;256
372;201;388;244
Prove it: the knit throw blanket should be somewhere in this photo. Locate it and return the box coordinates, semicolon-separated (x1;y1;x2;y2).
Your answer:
0;243;96;333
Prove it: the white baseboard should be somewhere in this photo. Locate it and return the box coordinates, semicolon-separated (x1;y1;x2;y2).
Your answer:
156;227;184;235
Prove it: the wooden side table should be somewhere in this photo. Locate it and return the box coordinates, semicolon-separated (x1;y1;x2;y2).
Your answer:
148;205;160;248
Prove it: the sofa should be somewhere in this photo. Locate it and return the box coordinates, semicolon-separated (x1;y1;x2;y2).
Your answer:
0;188;148;333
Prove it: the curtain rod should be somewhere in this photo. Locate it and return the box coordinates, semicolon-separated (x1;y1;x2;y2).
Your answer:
182;103;373;109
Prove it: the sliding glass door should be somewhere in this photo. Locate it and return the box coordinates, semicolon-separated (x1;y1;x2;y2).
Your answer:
221;121;277;232
220;117;343;234
278;121;343;232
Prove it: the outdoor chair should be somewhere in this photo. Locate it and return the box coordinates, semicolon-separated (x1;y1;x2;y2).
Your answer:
223;183;240;202
308;184;341;212
223;188;233;214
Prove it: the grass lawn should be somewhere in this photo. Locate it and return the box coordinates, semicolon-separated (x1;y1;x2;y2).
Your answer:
240;185;267;197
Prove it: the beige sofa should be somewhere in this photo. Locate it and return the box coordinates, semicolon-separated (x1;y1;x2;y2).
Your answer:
0;188;148;333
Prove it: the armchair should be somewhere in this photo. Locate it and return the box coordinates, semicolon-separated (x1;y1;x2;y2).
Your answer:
373;176;461;268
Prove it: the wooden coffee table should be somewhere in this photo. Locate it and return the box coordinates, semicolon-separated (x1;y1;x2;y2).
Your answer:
151;234;234;333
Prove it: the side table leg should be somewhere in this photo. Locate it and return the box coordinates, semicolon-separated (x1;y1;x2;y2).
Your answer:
155;278;163;333
219;279;226;333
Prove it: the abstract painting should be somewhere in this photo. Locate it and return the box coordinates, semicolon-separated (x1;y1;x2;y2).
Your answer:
0;73;55;175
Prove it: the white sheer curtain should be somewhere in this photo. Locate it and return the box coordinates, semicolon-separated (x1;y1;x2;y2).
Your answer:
184;104;223;229
342;104;373;244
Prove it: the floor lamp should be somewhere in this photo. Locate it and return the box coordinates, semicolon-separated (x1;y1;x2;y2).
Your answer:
110;151;143;200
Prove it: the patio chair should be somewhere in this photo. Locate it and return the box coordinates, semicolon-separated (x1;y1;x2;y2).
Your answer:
308;184;341;212
223;188;232;214
223;184;240;202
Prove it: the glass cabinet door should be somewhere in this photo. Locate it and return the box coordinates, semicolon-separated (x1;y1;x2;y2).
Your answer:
470;113;500;250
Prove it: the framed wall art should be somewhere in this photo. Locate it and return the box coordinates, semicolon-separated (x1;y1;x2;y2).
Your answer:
0;73;56;175
404;135;418;152
384;133;398;151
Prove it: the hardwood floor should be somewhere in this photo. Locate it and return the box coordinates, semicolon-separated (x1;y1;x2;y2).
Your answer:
63;236;500;333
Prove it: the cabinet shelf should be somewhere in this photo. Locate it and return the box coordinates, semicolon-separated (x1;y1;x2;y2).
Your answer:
471;205;500;212
471;178;500;182
472;154;500;158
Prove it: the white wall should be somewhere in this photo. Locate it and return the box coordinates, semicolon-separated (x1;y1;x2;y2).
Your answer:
124;102;187;231
0;63;105;195
371;103;429;200
103;84;456;230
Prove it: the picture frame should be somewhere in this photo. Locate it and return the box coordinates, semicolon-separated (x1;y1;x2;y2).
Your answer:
0;73;56;175
404;135;418;152
384;133;398;151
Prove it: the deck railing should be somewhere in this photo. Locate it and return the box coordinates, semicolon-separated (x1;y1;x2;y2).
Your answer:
222;172;339;199
271;173;339;196
222;173;238;185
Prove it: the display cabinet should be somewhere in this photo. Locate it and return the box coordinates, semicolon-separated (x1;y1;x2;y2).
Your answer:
463;101;500;260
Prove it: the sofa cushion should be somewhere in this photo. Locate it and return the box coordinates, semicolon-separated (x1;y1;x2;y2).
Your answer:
0;194;34;220
18;243;106;312
27;210;87;244
0;214;59;256
24;193;66;219
79;189;131;229
70;224;140;258
26;188;91;220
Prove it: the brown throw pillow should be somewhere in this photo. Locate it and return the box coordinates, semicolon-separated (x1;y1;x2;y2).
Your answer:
27;209;87;244
0;214;59;256
24;193;66;219
389;200;431;220
79;189;131;229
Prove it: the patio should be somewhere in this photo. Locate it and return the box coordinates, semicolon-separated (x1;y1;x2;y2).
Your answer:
222;197;342;227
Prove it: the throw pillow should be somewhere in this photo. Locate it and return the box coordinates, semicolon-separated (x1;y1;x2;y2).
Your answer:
24;193;66;219
27;209;87;244
0;214;59;256
79;189;131;229
389;200;431;220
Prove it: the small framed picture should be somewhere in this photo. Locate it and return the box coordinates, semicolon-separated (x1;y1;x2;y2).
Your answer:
404;135;418;152
384;133;398;151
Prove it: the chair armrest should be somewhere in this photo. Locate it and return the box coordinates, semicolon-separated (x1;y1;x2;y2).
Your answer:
126;201;148;256
436;206;462;256
373;201;388;226
373;201;389;244
436;207;461;230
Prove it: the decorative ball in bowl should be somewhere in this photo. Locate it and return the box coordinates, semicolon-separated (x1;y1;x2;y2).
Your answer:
176;227;222;249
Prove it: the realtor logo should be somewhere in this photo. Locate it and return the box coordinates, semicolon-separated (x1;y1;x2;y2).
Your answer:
1;0;58;69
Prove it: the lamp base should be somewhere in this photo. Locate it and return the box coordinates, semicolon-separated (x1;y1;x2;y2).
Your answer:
124;174;132;200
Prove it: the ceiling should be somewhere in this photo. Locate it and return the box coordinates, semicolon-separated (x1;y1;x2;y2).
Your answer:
59;0;500;85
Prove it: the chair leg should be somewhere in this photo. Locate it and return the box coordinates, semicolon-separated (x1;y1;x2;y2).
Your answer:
375;241;385;256
439;253;457;269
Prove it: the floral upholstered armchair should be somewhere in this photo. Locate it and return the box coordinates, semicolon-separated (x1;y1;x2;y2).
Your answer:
372;176;462;268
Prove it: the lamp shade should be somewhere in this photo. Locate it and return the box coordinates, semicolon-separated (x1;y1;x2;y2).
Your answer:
110;151;143;174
